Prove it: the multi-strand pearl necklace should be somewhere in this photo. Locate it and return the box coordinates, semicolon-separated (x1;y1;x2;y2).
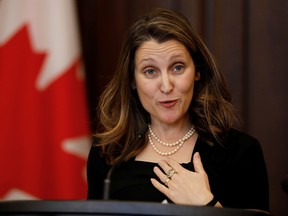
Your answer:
148;124;195;156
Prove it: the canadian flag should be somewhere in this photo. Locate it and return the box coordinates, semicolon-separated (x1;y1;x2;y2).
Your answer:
0;0;91;200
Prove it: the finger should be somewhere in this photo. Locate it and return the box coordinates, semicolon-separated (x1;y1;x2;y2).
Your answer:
157;160;179;180
163;157;184;174
193;152;205;174
158;159;174;175
153;166;170;183
151;178;170;194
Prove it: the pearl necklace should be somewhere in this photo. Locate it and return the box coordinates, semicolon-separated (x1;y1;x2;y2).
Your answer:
148;125;195;156
148;124;195;146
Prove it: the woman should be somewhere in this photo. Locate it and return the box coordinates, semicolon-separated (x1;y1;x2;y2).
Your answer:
87;8;269;211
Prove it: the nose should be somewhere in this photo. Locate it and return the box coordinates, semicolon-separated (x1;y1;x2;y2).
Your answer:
160;73;173;94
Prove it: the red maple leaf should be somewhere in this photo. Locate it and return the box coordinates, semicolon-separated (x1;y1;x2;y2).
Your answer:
0;25;90;199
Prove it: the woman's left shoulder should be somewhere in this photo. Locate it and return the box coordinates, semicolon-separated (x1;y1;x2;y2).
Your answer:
226;128;258;143
223;128;263;154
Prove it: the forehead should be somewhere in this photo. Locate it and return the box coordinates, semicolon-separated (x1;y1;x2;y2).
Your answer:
135;39;190;62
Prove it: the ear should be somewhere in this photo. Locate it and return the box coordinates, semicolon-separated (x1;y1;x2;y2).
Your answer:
195;70;201;81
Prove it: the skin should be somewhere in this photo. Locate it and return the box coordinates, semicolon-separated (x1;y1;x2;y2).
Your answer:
134;39;222;206
151;153;215;205
134;39;200;127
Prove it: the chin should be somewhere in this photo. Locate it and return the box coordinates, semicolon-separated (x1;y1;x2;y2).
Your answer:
159;116;181;125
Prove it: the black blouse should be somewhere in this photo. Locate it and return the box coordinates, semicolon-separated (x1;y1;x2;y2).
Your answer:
87;129;269;212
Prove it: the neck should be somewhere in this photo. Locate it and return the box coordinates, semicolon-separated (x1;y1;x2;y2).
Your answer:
149;121;193;142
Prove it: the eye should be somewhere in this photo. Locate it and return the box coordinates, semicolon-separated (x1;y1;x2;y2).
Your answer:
144;68;158;77
146;69;155;74
173;64;184;72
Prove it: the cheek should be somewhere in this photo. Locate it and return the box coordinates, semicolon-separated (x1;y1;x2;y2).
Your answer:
179;78;195;94
136;89;154;114
178;79;196;106
135;80;155;103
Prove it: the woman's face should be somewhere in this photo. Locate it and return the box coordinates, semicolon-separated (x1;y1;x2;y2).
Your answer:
134;39;200;126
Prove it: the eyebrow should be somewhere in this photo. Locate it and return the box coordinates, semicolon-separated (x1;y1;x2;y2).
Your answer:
169;54;185;61
138;57;155;65
139;53;186;65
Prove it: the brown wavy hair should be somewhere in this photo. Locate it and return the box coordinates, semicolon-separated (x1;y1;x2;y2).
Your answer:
94;8;239;165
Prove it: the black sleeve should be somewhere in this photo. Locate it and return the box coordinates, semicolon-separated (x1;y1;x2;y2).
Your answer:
86;145;110;200
221;133;270;212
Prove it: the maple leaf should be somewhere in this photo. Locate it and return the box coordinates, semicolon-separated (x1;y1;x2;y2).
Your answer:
0;25;90;199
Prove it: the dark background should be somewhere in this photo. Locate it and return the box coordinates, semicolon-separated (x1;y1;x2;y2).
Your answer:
76;0;288;215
